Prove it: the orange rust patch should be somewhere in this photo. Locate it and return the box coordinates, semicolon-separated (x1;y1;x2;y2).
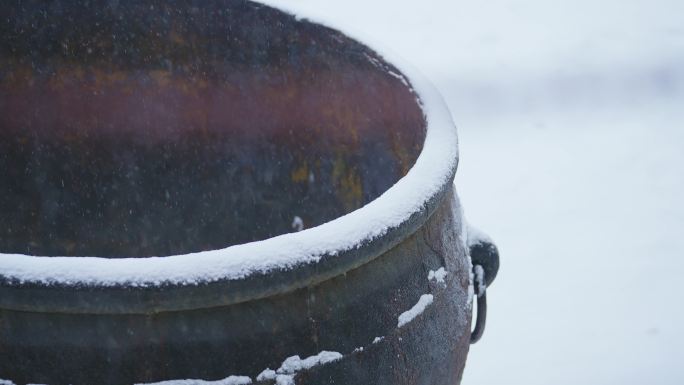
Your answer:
291;162;309;184
332;154;363;211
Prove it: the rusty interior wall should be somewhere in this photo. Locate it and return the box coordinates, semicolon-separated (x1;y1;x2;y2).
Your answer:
0;0;426;257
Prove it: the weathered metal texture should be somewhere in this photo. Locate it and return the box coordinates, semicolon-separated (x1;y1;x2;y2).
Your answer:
0;1;471;384
0;0;424;257
0;188;471;385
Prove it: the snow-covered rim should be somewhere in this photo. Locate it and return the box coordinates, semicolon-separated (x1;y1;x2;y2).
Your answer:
0;1;458;289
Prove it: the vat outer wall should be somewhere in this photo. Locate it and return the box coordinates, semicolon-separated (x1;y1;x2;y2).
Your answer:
0;188;471;385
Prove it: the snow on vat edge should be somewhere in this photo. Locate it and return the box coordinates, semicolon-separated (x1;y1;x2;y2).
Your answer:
0;0;459;287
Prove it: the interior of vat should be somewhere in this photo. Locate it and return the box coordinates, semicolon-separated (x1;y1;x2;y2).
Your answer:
0;0;426;258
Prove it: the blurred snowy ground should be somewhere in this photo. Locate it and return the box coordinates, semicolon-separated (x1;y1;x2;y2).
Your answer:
267;0;684;383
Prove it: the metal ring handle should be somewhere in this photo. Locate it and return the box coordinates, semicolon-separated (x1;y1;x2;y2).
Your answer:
470;265;487;344
468;232;499;344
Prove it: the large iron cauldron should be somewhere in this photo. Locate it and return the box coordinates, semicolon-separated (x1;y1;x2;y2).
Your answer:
0;1;498;384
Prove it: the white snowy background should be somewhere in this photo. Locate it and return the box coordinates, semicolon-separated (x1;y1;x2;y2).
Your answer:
269;1;684;384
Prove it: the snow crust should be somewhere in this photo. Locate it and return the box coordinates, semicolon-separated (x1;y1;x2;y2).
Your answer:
467;267;475;306
397;294;434;327
256;369;276;382
0;0;458;288
270;351;343;385
135;376;252;385
276;351;343;375
274;376;293;385
473;265;485;297
291;216;304;232
428;267;447;284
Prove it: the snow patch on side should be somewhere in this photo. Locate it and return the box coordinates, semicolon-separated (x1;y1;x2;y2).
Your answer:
473;264;486;296
291;216;304;232
0;380;15;385
428;267;448;284
256;369;276;382
134;376;252;385
264;350;343;384
397;294;434;327
372;336;384;344
468;267;475;305
277;351;343;374
274;376;294;385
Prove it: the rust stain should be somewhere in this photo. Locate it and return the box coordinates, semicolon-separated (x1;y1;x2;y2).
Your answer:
169;30;186;46
332;154;363;211
391;131;413;176
291;162;309;184
149;70;172;88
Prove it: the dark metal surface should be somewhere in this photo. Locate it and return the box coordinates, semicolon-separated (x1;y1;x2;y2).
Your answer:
0;0;424;258
470;239;500;288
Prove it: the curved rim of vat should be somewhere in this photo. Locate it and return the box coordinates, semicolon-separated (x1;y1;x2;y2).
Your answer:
0;0;459;314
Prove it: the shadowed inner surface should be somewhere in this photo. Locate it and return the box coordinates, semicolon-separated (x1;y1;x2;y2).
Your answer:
0;0;426;258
